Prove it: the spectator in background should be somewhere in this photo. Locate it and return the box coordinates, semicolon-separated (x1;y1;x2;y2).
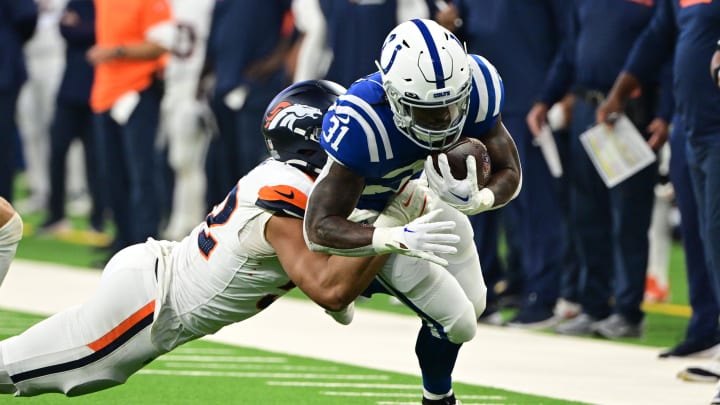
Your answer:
526;0;673;339
40;0;105;235
595;0;720;388
293;0;438;88
0;1;38;202
87;0;172;256
438;0;571;327
150;0;215;241
16;0;67;214
203;0;294;208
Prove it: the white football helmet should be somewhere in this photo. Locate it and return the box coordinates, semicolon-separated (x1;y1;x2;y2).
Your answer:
376;19;471;150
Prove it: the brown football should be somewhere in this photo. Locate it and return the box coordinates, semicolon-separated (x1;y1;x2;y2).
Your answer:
431;137;492;187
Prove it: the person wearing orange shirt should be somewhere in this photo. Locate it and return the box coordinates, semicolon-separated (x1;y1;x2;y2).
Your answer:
86;0;172;256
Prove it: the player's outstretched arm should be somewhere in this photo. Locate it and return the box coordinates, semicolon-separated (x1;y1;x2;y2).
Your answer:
479;118;522;207
0;197;23;287
304;162;459;266
267;214;385;311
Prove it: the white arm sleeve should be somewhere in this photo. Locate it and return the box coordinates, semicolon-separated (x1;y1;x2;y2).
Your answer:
0;213;22;287
292;0;332;81
396;0;430;23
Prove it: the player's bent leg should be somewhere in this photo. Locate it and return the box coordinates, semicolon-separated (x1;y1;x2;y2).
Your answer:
433;201;488;318
379;255;478;344
0;244;162;396
0;198;22;287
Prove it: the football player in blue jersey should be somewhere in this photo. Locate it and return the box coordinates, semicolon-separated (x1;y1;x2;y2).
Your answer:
304;18;522;405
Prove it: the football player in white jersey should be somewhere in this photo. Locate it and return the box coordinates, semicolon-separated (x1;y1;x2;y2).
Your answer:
147;0;215;240
0;80;460;397
0;198;22;287
303;19;522;405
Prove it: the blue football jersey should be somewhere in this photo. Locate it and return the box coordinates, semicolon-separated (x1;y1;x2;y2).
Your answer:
319;54;505;212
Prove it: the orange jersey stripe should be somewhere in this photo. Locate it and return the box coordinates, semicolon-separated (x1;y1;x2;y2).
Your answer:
257;185;308;211
87;301;155;352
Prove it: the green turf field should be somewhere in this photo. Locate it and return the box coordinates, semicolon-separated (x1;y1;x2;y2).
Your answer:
0;309;587;405
1;208;694;404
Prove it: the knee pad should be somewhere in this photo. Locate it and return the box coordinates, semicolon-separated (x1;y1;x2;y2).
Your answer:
443;301;478;344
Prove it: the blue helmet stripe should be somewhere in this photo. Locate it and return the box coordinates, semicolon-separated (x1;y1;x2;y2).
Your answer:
411;19;444;89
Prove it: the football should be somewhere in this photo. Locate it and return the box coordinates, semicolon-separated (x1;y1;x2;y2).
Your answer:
431;137;492;187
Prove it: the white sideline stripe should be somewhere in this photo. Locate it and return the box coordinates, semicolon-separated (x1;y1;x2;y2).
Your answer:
322;391;505;400
0;260;716;405
157;354;286;363
322;391;426;398
137;369;389;380
173;347;237;355
164;363;338;372
267;381;419;389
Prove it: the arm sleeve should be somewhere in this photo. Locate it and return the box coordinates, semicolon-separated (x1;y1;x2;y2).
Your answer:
9;0;38;42
538;6;577;105
292;0;331;81
59;1;95;47
623;0;676;83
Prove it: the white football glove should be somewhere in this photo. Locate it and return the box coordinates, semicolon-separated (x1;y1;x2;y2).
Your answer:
375;179;431;228
372;208;459;267
424;154;495;215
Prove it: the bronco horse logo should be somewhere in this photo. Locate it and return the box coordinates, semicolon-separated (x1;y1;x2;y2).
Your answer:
264;101;323;140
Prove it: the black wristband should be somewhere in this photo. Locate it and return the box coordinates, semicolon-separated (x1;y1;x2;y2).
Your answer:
714;66;720;84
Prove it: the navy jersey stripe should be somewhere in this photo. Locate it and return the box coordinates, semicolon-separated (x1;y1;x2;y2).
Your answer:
411;19;444;89
255;199;305;219
10;312;154;383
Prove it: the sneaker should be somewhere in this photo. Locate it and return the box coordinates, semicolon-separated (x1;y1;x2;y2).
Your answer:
677;366;720;383
555;313;598;336
37;218;71;235
507;307;557;330
422;393;460;404
659;338;720;359
324;302;354;325
478;309;505;326
553;298;581;321
645;274;669;303
593;314;643;339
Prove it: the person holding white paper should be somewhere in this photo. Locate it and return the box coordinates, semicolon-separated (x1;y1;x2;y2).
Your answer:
526;1;673;339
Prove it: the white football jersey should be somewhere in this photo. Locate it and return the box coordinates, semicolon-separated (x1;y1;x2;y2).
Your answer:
152;159;315;350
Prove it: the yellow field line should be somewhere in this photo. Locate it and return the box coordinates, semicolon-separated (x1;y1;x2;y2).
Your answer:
642;301;692;318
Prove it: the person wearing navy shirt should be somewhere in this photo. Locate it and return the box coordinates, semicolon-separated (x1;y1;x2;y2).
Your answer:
203;0;294;208
595;0;720;390
40;0;105;234
526;0;675;339
439;0;573;327
317;0;439;88
0;1;38;201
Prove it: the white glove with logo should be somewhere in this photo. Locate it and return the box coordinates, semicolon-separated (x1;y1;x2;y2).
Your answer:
424;154;495;215
375;179;431;228
372;208;459;267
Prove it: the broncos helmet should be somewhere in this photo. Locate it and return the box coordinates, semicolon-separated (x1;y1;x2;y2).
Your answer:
376;18;472;150
262;80;347;175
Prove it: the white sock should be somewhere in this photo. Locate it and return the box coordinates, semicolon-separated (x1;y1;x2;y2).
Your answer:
423;388;453;400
